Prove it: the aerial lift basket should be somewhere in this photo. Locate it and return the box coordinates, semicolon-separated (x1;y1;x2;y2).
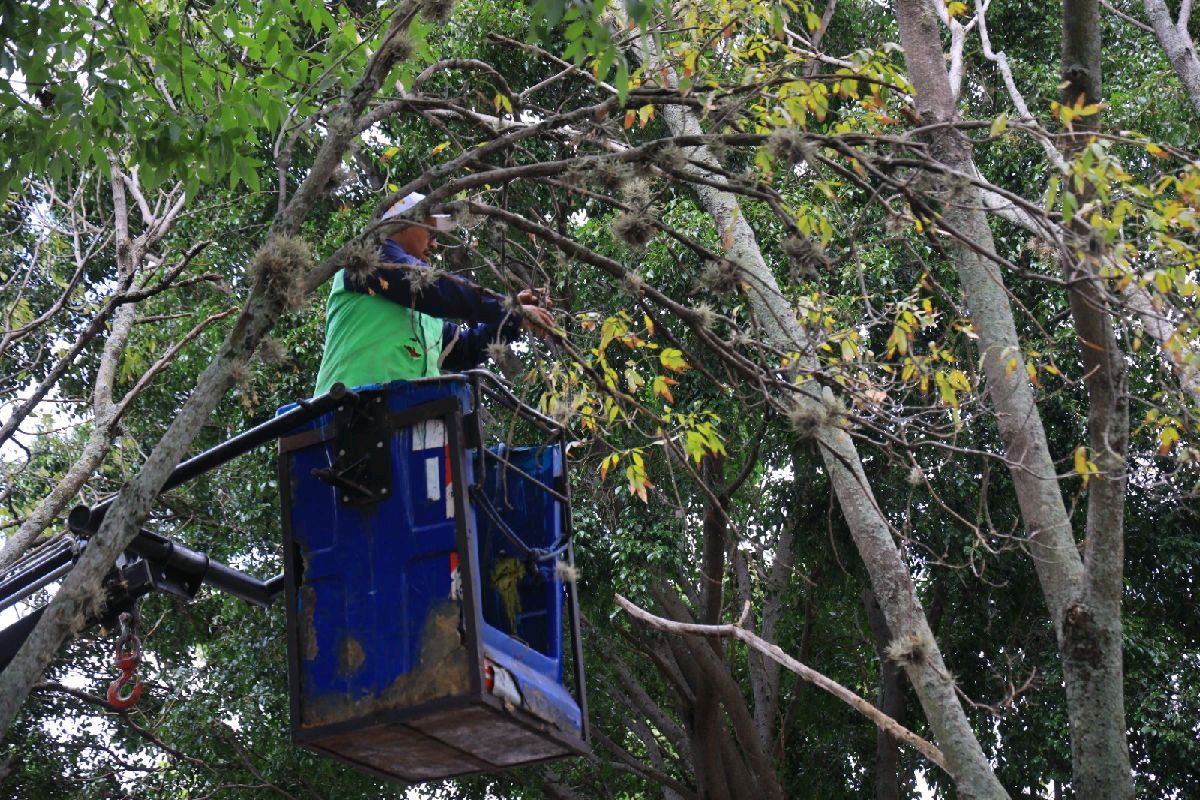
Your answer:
276;372;588;783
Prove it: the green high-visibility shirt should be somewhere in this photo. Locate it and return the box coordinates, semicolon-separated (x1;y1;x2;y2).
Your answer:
313;269;444;395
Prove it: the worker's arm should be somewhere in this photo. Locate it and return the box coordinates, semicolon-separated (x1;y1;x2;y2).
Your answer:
344;265;517;329
440;301;555;371
439;319;517;371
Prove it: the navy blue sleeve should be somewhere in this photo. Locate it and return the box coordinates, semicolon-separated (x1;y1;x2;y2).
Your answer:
440;318;523;371
344;263;518;329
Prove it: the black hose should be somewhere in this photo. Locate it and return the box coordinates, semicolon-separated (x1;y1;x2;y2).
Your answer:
469;485;568;564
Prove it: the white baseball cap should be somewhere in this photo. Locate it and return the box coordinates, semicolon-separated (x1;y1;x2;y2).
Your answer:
382;191;457;232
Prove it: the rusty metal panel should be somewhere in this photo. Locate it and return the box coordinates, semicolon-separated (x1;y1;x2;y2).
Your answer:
317;723;486;781
298;602;472;729
408;706;571;766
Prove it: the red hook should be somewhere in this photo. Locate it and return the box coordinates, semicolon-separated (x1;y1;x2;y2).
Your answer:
107;670;143;710
107;612;143;711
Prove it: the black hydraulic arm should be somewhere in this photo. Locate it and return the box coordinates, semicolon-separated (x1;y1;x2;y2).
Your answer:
67;383;354;536
0;536;76;614
0;383;356;673
0;607;47;673
124;529;285;608
0;530;286;672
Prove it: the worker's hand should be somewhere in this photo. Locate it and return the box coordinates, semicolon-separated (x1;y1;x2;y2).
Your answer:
520;304;556;340
517;287;553;309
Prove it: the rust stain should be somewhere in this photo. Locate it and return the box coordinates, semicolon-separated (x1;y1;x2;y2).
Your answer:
300;601;470;728
338;635;366;677
300;585;318;661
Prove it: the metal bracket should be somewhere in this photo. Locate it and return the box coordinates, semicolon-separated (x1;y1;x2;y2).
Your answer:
312;391;393;506
120;556;203;604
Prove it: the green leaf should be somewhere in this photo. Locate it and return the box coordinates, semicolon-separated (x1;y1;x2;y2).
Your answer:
1062;191;1078;224
1045;173;1060;211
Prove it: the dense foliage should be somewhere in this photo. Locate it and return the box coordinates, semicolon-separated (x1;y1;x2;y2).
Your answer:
2;0;1198;797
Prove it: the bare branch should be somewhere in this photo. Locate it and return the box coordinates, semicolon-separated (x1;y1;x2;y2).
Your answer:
1101;0;1155;32
615;594;948;773
115;308;238;416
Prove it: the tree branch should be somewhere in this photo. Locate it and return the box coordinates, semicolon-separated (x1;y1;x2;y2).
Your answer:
1144;0;1200;117
615;594;947;773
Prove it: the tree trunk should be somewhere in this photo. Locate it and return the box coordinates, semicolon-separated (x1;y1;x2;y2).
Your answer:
893;0;1133;795
657;98;1007;798
1059;2;1134;795
864;588;910;800
1144;0;1200;117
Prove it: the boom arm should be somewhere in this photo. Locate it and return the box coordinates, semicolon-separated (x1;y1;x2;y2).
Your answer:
0;383;355;672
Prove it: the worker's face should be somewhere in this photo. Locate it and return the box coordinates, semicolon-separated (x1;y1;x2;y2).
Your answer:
389;217;439;262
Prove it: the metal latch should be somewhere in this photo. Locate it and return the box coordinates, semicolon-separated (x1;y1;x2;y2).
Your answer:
311;392;393;505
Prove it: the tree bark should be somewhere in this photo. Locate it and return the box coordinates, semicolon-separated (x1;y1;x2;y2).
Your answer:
700;456;728;627
864;589;910;800
893;0;1133;795
1144;0;1200;117
1059;2;1134;795
655;589;784;800
617;594;947;773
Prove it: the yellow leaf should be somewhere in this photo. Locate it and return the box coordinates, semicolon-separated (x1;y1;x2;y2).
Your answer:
431;141;449;155
1159;426;1179;456
1073;446;1090;486
935;372;958;408
652;375;675;404
625;365;645;393
626;459;651;502
600;453;619;480
989;113;1008;138
638;104;654;127
1146;142;1169;159
683;50;697;78
381;146;400;163
660;348;688;372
